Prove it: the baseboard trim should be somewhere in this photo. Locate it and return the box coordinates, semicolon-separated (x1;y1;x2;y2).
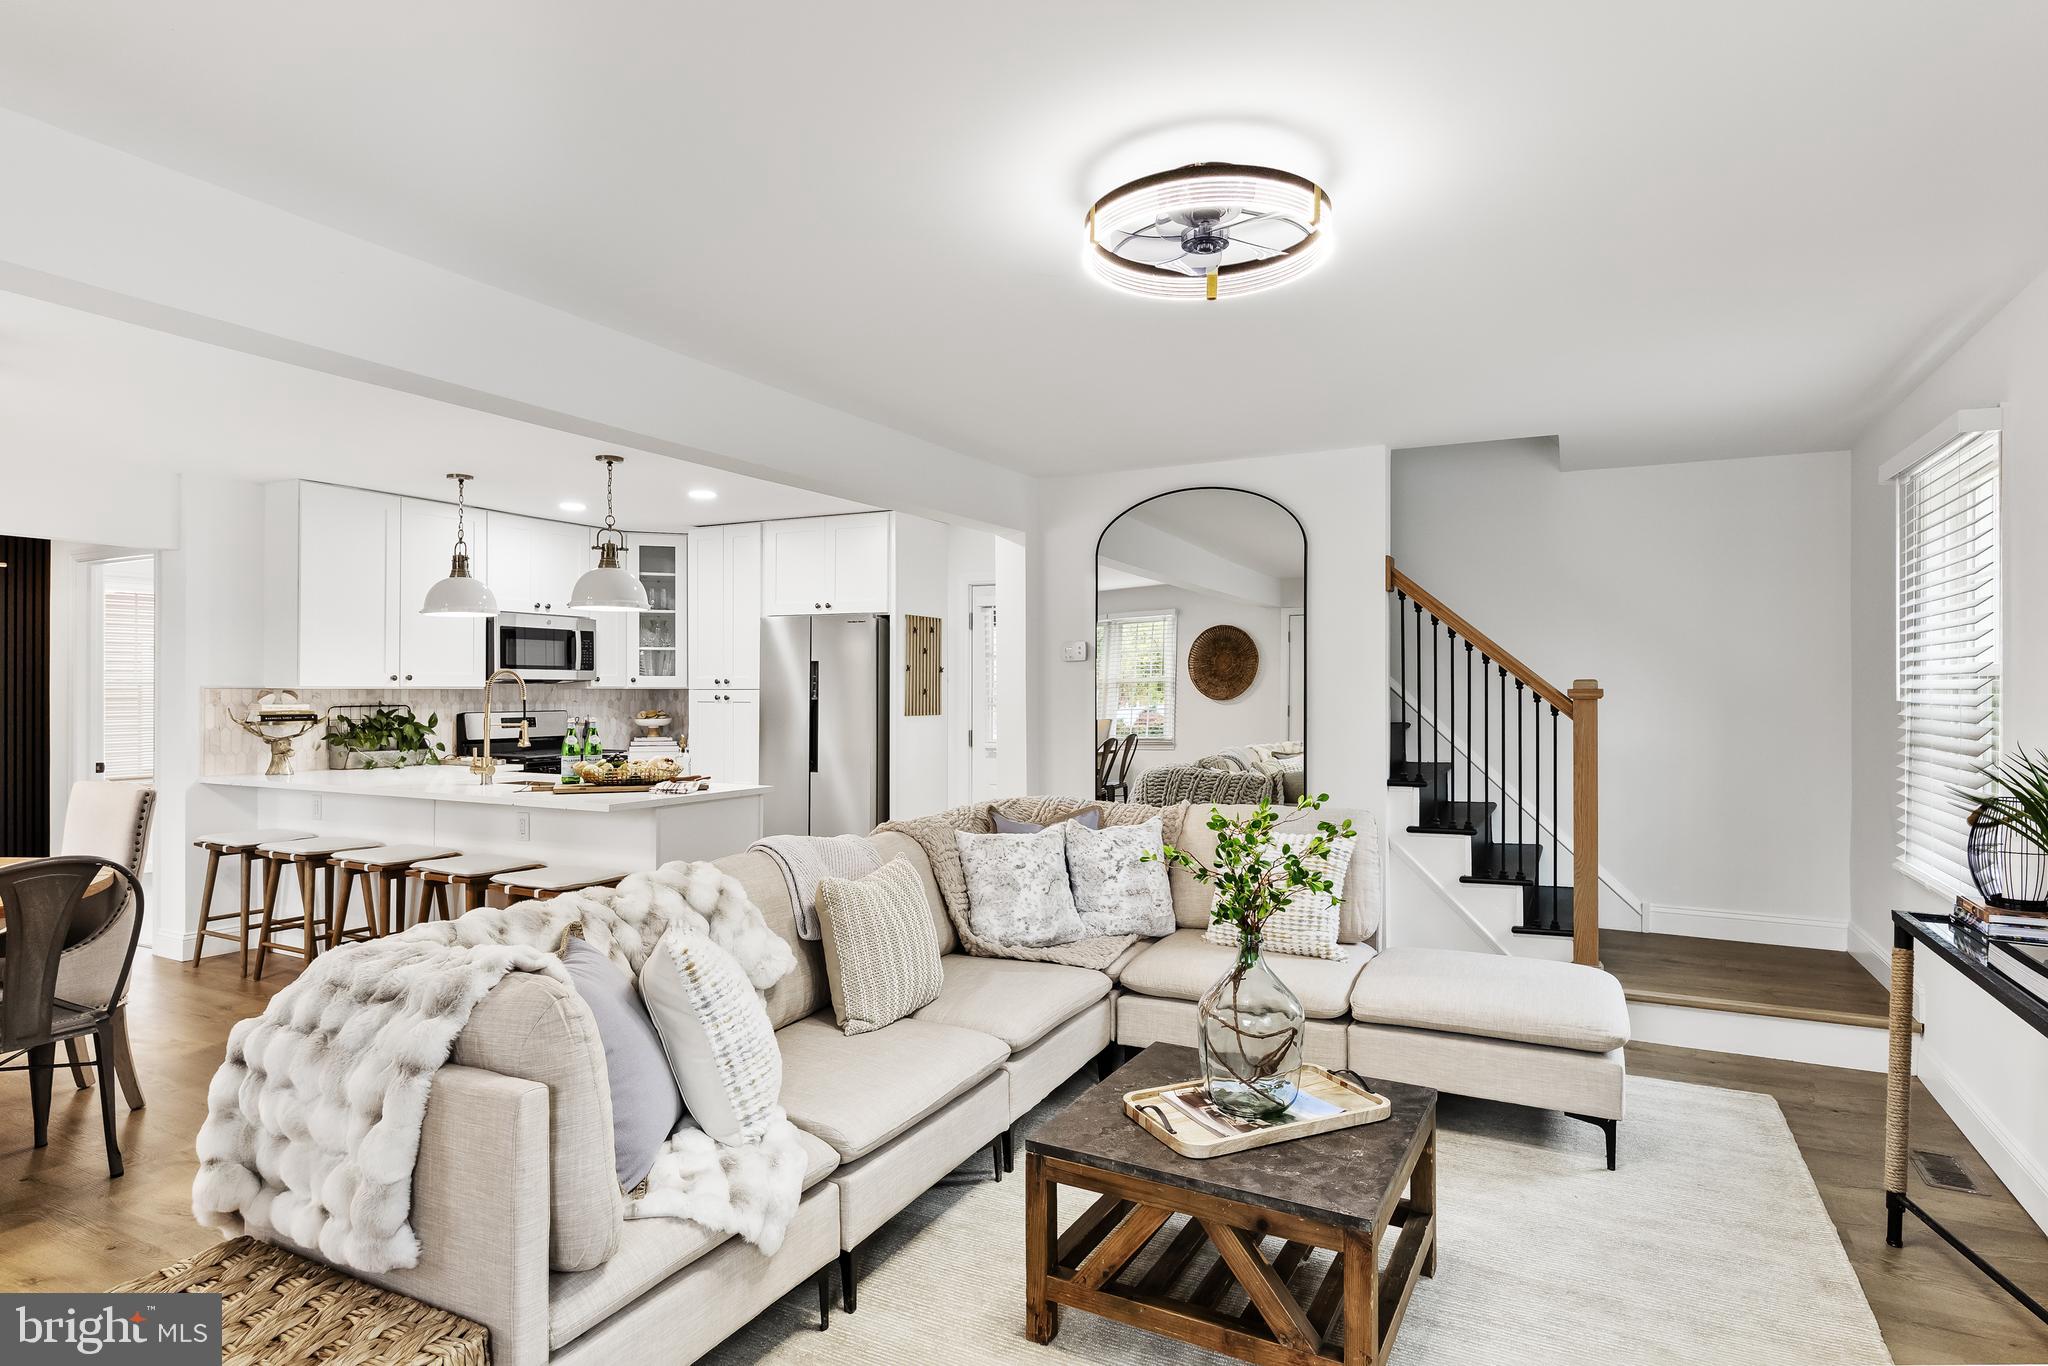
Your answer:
1848;921;1891;987
1627;1000;1890;1072
1916;1047;2048;1236
1641;903;1850;951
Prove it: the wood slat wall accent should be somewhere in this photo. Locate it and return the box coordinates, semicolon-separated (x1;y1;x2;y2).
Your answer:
904;614;942;716
0;536;51;855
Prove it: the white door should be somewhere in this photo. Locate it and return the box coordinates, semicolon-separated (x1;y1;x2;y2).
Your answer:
486;512;542;613
827;513;891;612
398;497;487;686
688;526;728;687
724;690;760;785
763;518;828;614
630;539;683;686
725;524;762;688
298;484;398;686
1285;610;1306;742
545;519;592;613
686;688;726;778
969;584;999;799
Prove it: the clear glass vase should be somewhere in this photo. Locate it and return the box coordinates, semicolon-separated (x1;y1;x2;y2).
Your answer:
1197;932;1306;1119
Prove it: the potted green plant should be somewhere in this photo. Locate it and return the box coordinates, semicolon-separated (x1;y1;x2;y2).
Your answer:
324;707;447;770
1955;748;2048;912
1146;794;1353;1118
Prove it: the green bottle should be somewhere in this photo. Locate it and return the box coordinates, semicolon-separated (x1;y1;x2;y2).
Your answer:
559;717;582;777
583;716;605;761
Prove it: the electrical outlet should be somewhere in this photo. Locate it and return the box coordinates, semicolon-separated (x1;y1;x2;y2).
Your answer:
310;796;323;821
516;811;531;841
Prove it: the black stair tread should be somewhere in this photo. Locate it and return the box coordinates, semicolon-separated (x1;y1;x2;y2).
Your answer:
1461;844;1545;884
1521;885;1575;935
1388;760;1451;789
1408;800;1496;835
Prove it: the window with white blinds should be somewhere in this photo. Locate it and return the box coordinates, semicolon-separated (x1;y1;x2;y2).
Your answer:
1097;610;1177;741
97;563;156;781
1895;425;2000;893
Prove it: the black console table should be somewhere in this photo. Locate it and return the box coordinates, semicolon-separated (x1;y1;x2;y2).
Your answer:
1887;910;2048;1323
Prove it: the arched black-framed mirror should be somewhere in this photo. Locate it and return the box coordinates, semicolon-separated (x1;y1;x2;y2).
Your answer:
1094;487;1307;807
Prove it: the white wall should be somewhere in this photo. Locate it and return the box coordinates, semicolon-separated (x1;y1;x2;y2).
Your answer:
1393;439;1852;947
1029;446;1389;825
1096;584;1294;780
887;512;952;820
1847;263;2048;1233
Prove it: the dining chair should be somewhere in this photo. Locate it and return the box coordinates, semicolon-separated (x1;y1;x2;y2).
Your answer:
0;856;146;1178
55;782;154;1111
1109;734;1139;802
1094;737;1120;801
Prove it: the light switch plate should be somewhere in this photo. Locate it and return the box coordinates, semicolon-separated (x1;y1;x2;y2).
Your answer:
1063;640;1091;662
309;796;323;821
516;811;531;841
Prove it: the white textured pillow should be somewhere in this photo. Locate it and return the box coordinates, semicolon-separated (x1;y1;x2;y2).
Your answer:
638;926;781;1143
954;825;1085;947
818;857;945;1035
1205;831;1357;960
1065;816;1175;938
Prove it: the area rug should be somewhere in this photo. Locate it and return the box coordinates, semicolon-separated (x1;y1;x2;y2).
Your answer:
706;1075;1892;1365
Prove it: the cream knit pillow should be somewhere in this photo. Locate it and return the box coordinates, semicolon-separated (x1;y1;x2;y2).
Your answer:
1205;831;1356;960
638;926;782;1142
818;857;945;1035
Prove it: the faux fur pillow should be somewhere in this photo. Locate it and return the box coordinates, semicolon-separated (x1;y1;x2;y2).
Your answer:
954;825;1084;947
639;927;782;1142
1064;816;1175;938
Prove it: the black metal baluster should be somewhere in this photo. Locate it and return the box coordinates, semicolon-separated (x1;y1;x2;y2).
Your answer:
1497;665;1507;871
1515;679;1525;882
1445;628;1457;816
1464;641;1476;832
1551;704;1561;930
1413;601;1424;784
1532;685;1541;908
1394;589;1406;775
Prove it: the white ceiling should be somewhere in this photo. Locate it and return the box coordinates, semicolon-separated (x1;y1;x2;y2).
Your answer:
3;3;2048;472
0;292;866;527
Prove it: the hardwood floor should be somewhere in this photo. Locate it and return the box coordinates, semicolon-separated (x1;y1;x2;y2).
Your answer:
1603;929;1894;1025
4;955;2045;1363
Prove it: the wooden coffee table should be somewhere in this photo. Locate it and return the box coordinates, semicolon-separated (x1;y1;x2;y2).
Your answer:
1025;1043;1437;1366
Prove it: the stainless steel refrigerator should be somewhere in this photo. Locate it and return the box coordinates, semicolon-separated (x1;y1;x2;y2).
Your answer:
760;614;890;837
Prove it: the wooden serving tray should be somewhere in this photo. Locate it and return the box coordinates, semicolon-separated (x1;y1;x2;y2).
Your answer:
1123;1066;1390;1158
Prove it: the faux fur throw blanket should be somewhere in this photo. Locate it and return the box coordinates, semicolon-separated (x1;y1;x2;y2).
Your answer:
750;833;883;940
192;861;806;1274
877;796;1188;970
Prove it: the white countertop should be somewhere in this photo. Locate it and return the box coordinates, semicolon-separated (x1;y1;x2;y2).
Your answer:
202;767;770;813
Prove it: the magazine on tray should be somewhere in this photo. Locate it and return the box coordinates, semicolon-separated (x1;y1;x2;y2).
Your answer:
1154;1083;1347;1141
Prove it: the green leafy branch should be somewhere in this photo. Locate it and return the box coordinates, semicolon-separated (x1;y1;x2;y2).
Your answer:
324;707;446;768
1143;793;1353;967
1955;747;2048;855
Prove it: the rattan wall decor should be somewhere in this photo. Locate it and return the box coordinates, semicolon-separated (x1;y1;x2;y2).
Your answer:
1188;624;1259;700
905;615;942;716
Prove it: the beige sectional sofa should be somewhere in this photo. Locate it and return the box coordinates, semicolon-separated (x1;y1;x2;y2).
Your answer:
332;801;1628;1364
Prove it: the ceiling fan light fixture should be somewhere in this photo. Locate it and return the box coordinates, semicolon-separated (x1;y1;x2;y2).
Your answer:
1086;162;1331;302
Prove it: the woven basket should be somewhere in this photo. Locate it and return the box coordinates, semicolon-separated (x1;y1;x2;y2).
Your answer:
112;1237;488;1366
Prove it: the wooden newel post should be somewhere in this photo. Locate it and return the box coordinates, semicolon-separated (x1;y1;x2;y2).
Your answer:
1568;679;1603;967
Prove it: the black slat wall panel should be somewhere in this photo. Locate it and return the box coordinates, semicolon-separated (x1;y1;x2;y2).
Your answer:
0;536;52;855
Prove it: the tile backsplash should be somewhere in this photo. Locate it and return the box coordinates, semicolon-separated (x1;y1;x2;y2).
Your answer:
201;686;689;775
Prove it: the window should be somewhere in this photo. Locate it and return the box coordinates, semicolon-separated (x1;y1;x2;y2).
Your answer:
1097;610;1177;741
93;557;156;781
1893;420;2000;893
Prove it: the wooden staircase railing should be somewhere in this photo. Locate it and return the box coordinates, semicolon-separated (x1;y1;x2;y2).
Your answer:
1386;556;1604;966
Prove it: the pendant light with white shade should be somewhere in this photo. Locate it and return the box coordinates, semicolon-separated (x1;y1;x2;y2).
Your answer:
568;453;650;613
420;473;499;617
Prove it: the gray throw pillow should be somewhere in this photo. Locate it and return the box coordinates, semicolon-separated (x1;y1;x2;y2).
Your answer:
562;935;684;1190
955;825;1086;946
992;805;1103;835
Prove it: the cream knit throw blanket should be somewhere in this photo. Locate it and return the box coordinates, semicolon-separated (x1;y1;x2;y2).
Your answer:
191;861;806;1274
877;797;1188;970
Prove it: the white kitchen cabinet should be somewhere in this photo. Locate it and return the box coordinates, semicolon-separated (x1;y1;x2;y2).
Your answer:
593;535;685;687
396;498;488;686
686;688;759;786
760;512;890;615
489;513;591;614
270;482;401;686
688;523;761;689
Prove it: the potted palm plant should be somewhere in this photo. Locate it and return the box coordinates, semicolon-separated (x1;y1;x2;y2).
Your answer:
1957;749;2048;913
1146;795;1354;1118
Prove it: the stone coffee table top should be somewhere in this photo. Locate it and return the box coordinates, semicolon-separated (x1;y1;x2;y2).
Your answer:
1028;1042;1437;1235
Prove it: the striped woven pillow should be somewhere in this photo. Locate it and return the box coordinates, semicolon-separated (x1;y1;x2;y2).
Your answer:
1205;831;1356;960
818;857;945;1035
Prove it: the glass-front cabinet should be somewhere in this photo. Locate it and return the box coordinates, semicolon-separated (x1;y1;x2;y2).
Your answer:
593;534;686;687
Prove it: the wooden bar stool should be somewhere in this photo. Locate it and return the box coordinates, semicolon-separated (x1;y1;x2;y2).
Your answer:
489;865;633;906
331;844;463;941
407;854;546;922
252;837;383;979
189;828;314;975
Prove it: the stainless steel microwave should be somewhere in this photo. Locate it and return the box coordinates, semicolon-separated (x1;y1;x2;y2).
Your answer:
487;612;596;682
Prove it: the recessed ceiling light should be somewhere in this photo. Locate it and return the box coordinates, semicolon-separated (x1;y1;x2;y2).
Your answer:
558;500;587;513
687;488;718;501
1087;162;1330;301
